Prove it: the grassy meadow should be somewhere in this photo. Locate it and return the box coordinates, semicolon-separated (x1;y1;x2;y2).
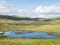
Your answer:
0;38;60;45
0;16;60;45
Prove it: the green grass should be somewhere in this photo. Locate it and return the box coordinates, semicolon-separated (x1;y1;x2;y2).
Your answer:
0;38;60;45
0;24;60;32
0;18;60;45
0;18;60;32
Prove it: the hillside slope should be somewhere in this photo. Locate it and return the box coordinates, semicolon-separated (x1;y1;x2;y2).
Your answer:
0;15;60;32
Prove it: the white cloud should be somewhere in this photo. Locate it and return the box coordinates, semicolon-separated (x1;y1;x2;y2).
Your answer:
0;0;60;18
17;9;25;15
16;6;60;18
0;4;10;14
34;6;60;14
30;6;60;18
0;0;12;15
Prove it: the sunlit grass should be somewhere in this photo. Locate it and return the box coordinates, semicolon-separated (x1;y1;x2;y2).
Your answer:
0;24;60;32
0;18;60;32
0;38;60;45
0;18;60;45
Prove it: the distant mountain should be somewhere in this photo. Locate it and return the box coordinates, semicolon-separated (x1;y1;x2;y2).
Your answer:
0;15;60;25
0;15;60;22
0;15;41;21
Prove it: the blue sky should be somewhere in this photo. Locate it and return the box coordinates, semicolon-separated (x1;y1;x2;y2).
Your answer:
6;0;60;9
0;0;60;18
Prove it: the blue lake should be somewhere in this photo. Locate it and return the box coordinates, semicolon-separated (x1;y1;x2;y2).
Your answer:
3;30;59;39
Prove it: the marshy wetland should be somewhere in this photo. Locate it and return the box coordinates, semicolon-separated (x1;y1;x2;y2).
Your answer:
0;30;59;39
0;30;60;45
0;15;60;45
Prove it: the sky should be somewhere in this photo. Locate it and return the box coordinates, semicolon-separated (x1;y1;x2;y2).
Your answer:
0;0;60;18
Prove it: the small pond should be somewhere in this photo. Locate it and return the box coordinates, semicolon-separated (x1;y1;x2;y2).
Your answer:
2;30;59;39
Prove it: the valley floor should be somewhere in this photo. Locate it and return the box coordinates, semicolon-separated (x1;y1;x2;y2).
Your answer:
0;18;60;45
0;38;60;45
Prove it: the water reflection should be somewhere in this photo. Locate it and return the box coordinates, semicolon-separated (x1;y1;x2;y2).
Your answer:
3;30;58;39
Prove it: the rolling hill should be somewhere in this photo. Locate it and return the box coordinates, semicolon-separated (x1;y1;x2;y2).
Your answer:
0;15;60;32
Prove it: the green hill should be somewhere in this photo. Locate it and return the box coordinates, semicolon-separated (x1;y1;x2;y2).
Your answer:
0;15;60;32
